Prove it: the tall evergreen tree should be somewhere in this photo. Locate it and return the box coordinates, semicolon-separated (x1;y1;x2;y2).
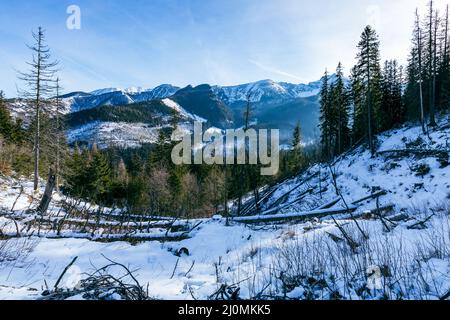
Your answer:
438;4;450;109
351;26;382;156
0;91;13;140
289;122;303;173
330;62;351;155
424;1;438;126
319;69;332;158
381;60;405;131
88;145;111;203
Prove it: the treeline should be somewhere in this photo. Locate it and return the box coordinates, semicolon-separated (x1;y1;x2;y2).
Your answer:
62;120;316;218
1;26;314;219
65;100;176;128
0;90;67;179
0;92;29;175
320;1;449;159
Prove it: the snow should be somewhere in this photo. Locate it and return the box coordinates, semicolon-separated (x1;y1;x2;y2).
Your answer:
67;121;164;148
0;117;449;300
162;98;207;123
89;88;122;96
214;79;321;104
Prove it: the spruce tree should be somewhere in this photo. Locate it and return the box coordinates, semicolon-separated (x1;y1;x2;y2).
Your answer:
289;122;303;173
351;26;382;156
405;8;428;133
424;1;438;126
439;4;450;110
319;70;332;158
88;145;111;203
0;91;13;140
331;62;350;155
381;60;405;131
65;145;89;199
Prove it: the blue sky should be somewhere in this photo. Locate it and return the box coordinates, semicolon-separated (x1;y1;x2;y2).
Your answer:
0;0;446;97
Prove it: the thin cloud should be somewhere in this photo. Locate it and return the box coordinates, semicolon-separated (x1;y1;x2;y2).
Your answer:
248;59;307;83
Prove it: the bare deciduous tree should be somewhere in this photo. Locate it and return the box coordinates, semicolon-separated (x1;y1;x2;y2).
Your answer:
18;27;59;191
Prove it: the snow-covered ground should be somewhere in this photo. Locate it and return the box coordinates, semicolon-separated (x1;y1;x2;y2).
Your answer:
67;121;165;148
0;117;449;300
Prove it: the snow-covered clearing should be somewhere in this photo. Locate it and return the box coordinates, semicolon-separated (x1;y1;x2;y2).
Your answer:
0;117;449;300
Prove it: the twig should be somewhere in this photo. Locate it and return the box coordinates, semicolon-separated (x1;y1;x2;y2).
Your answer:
54;256;79;291
171;258;180;279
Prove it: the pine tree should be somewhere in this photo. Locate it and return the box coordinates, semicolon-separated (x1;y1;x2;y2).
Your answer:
438;4;450;109
424;1;438;126
292;122;301;150
65;145;89;198
18;27;59;190
0;91;13;140
148;129;172;171
381;60;405;131
351;26;382;156
406;8;430;134
88;145;111;202
319;69;332;158
289;122;303;174
331;62;351;155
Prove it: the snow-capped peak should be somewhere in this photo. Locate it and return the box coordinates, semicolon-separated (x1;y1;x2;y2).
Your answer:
89;88;123;96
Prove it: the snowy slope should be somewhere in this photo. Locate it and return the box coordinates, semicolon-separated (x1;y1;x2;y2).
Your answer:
162;98;207;123
213;79;321;104
241;116;449;219
0;117;449;300
62;84;180;113
66;121;164;148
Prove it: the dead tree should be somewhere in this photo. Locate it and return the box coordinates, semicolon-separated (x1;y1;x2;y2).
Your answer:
18;27;59;191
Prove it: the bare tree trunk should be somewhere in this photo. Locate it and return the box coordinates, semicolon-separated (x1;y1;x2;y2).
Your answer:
55;78;61;191
18;27;59;191
417;10;427;135
431;10;438;125
34;46;41;192
428;1;437;127
366;37;374;156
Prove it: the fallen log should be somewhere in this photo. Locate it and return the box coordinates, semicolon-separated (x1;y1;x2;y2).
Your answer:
349;204;395;219
351;190;387;205
249;188;314;217
263;172;319;211
377;149;448;159
233;206;358;224
318;198;341;210
407;214;435;230
1;230;192;243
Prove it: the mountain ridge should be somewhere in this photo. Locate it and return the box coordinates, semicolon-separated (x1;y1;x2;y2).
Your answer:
6;76;341;148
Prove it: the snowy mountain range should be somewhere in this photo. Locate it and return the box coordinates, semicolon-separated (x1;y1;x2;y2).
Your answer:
60;84;181;113
7;77;334;148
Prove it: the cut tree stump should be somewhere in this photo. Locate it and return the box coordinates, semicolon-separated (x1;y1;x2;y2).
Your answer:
36;170;56;215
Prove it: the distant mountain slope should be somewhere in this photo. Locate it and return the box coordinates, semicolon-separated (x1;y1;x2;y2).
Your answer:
171;84;234;128
61;84;180;113
7;77;335;148
213;78;321;105
256;95;321;143
65;100;177;128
